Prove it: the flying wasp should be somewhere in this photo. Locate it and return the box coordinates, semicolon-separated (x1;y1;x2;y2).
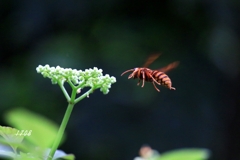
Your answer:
121;54;179;92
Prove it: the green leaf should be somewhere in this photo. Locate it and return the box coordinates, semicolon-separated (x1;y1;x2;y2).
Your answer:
16;152;42;160
43;149;75;160
0;126;24;153
158;148;210;160
4;108;64;148
56;154;75;160
0;144;16;159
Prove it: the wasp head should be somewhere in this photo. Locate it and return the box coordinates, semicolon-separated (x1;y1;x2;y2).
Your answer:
121;68;139;79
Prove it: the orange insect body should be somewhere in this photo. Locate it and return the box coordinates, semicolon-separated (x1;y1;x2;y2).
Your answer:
121;54;178;92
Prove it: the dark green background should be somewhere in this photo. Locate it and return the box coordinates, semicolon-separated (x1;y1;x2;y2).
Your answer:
0;0;240;160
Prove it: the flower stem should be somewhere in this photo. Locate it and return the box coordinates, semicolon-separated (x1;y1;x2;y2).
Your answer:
47;102;74;160
74;87;95;104
58;80;70;101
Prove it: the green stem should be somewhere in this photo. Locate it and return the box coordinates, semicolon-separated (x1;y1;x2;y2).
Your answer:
47;102;74;160
58;80;70;101
47;85;94;159
67;78;76;90
74;87;95;104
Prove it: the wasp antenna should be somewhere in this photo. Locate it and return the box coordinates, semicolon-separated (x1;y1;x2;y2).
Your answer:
121;69;134;76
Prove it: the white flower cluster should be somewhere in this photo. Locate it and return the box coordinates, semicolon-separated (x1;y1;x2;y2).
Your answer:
36;65;116;94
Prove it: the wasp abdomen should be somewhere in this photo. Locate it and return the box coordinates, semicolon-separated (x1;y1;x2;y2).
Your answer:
152;70;174;89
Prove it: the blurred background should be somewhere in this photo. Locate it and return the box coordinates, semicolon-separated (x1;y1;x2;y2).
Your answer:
0;0;240;160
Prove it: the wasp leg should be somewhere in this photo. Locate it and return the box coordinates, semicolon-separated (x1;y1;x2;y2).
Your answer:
128;70;138;79
128;73;134;79
147;72;161;85
152;82;160;92
167;82;176;90
137;79;141;86
141;71;145;87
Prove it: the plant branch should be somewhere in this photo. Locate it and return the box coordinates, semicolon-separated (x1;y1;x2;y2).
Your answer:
58;80;70;101
74;87;95;104
67;78;76;90
47;103;74;160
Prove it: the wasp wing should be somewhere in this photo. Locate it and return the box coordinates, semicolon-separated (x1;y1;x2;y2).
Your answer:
158;61;179;73
142;53;161;68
